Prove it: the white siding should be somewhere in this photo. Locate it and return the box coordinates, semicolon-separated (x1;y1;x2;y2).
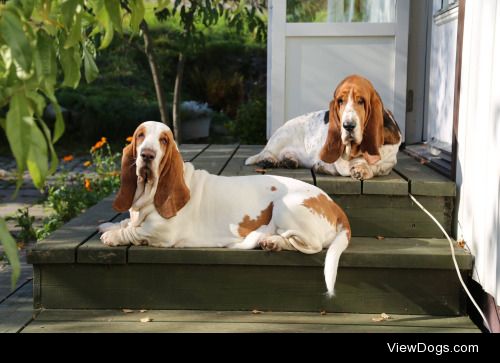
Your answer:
426;0;458;151
457;0;500;303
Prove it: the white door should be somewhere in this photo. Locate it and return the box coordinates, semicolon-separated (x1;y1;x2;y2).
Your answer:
267;0;410;139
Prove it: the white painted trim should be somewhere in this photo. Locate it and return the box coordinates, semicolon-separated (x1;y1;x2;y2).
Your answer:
267;0;286;138
393;0;410;141
434;5;459;26
285;23;396;37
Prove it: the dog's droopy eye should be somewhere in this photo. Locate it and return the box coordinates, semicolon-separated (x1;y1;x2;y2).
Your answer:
160;138;168;145
357;98;365;105
337;98;344;106
137;132;145;139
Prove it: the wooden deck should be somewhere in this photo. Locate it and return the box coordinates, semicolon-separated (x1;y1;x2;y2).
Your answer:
0;144;479;332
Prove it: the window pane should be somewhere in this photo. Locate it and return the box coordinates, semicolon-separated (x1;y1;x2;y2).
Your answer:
286;0;396;23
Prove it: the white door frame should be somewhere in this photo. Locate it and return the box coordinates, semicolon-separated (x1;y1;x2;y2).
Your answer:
267;0;410;139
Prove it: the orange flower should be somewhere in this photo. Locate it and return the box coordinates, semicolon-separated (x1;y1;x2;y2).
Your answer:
83;161;92;167
91;137;107;152
126;136;133;143
84;178;91;191
63;155;74;162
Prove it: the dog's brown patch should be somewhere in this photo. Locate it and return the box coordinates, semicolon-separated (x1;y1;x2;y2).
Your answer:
238;202;274;237
270;186;277;192
302;194;351;239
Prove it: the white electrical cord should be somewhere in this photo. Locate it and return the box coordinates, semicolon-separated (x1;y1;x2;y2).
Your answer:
409;193;491;332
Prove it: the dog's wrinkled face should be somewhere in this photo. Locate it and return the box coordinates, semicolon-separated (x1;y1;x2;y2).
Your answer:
335;82;371;146
319;75;385;165
134;121;171;184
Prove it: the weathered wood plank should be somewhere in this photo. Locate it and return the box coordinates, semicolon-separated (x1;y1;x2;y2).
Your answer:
331;195;454;238
35;263;469;314
128;237;471;270
394;152;456;196
27;196;119;264
265;168;314;185
0;282;34;333
220;145;264;176
77;214;128;264
315;174;362;195
21;320;479;333
178;144;208;162
34;309;479;330
362;171;408;195
189;144;239;175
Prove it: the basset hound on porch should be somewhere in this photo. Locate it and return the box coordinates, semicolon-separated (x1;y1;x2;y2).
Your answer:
99;121;351;296
246;75;402;180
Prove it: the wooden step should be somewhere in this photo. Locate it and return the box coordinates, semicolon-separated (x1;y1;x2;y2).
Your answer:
22;309;480;333
28;206;472;315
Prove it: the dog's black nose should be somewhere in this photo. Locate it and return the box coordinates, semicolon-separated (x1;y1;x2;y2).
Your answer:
343;121;356;132
140;148;156;162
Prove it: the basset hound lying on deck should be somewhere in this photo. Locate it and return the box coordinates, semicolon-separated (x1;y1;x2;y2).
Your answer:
99;121;351;296
246;75;402;180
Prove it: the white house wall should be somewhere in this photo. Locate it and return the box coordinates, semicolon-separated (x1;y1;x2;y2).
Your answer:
457;0;500;303
426;0;458;150
285;36;395;120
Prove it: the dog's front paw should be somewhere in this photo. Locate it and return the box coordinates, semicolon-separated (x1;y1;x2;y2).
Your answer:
101;230;123;247
350;164;373;180
98;222;115;233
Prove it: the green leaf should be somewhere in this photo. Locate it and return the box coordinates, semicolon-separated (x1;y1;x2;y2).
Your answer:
26;90;46;118
64;12;82;49
6;93;33;174
38;119;59;174
104;0;123;33
0;9;32;72
95;1;114;49
0;117;5;130
0;219;20;290
26;122;49;189
129;0;145;33
60;46;82;88
83;44;99;83
61;0;80;29
51;102;65;143
35;31;57;79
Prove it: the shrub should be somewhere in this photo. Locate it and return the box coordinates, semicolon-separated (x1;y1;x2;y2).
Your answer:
228;92;267;144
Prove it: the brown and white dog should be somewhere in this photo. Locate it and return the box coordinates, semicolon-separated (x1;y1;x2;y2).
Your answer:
99;121;351;296
246;75;402;180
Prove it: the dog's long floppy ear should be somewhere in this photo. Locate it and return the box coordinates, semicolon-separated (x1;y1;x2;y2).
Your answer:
113;143;137;212
360;90;385;165
154;137;190;219
319;98;345;163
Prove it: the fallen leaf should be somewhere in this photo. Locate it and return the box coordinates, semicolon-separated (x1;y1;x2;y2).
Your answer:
376;236;385;240
251;309;263;314
255;168;267;174
457;239;466;248
122;309;134;314
139;309;147;313
372;312;392;322
320;310;327;316
140;317;153;323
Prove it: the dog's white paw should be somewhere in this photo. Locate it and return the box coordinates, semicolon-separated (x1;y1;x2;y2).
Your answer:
350;164;373;180
100;230;122;246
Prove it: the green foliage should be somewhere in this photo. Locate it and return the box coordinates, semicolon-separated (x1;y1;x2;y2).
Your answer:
46;141;120;223
5;208;37;245
0;218;20;289
227;91;266;144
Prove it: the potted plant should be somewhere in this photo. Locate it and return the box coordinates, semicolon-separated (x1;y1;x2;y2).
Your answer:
180;101;213;140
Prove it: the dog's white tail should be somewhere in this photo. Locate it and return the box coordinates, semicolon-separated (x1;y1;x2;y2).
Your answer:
324;230;349;297
245;152;263;166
